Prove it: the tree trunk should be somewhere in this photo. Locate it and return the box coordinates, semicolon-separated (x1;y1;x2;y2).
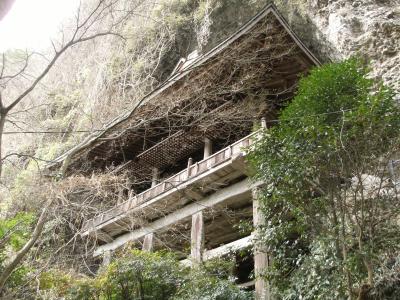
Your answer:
0;112;6;179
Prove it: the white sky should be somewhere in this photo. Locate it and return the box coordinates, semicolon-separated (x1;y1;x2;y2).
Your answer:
0;0;80;52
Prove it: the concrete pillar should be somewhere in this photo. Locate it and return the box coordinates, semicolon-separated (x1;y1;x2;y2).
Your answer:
190;211;204;264
204;137;212;158
151;167;159;187
102;250;112;267
142;233;154;252
252;188;273;300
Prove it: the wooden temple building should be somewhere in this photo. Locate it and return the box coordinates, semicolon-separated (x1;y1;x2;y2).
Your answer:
52;4;320;299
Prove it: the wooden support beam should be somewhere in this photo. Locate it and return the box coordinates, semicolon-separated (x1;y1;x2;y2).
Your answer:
102;250;112;267
203;235;252;260
238;280;256;289
204;137;212;158
181;235;253;267
184;188;204;201
191;212;204;264
261;117;267;129
151;167;159;187
253;188;273;300
94;230;114;243
142;233;154;252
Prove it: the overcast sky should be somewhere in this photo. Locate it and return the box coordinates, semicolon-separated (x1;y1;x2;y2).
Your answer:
0;0;80;52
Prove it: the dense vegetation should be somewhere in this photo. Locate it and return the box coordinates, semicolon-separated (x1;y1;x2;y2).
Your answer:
249;58;400;299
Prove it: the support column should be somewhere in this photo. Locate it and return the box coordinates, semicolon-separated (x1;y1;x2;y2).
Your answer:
261;117;267;129
253;188;273;300
190;211;204;264
204;137;212;158
151;167;159;187
102;250;112;267
142;233;154;252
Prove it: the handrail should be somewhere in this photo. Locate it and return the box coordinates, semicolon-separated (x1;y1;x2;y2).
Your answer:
83;130;260;232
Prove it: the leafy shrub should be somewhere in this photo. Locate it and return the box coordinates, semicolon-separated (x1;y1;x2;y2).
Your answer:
174;259;252;300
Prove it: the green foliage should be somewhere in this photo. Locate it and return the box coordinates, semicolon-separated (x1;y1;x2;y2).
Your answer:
174;258;251;300
39;270;73;297
249;57;400;299
65;250;252;300
0;213;34;250
0;213;35;290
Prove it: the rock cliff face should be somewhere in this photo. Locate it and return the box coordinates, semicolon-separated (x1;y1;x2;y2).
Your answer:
204;0;399;95
271;0;400;95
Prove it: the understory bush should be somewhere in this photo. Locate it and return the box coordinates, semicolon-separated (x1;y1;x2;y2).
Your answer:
62;250;252;300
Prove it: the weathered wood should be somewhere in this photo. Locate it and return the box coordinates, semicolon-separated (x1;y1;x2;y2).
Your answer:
83;132;259;240
203;235;252;260
204;137;212;158
85;156;250;237
191;211;204;263
184;188;204;201
94;230;114;243
238;280;256;289
142;233;154;252
151;168;159;187
181;235;253;267
253;188;273;300
102;250;112;267
94;179;259;256
261;117;267;128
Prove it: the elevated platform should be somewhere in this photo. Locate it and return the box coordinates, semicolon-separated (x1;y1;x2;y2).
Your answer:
82;131;259;242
